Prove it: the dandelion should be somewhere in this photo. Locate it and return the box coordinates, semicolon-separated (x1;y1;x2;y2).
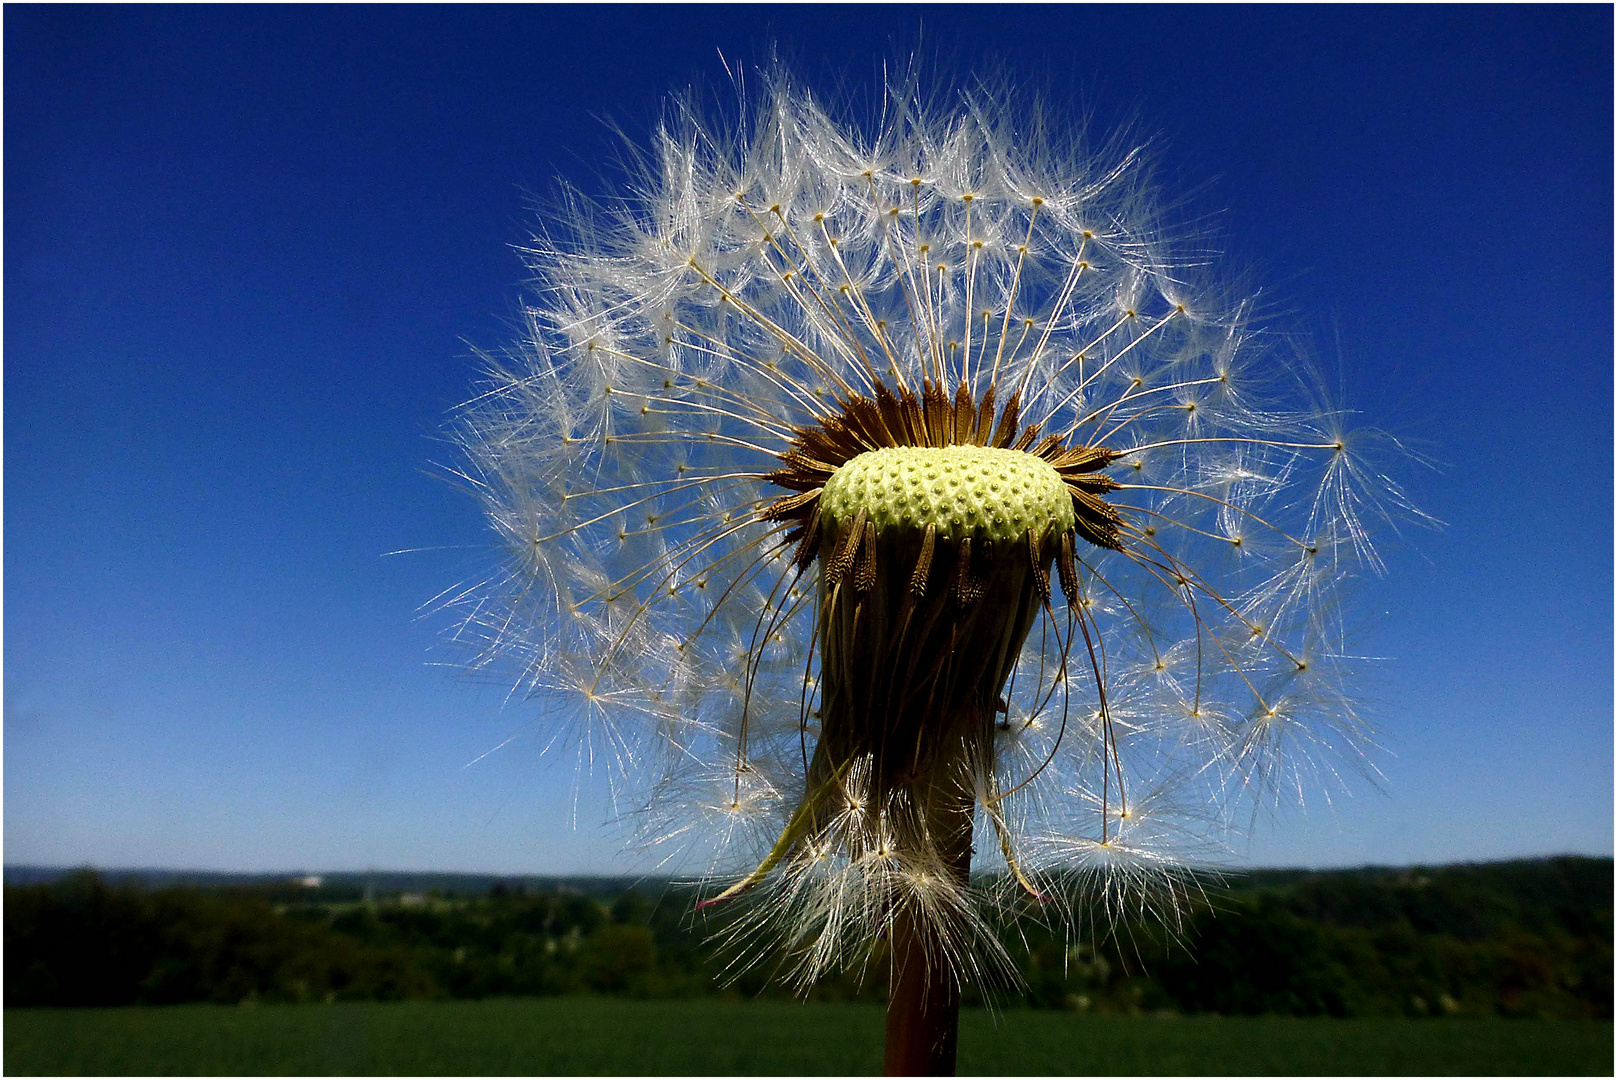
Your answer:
447;67;1416;1074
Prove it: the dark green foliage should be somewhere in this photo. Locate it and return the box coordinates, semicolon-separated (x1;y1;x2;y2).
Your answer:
6;859;1610;1019
998;858;1612;1020
4;872;432;1006
1149;895;1361;1016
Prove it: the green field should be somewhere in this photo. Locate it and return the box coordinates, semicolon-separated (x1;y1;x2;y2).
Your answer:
5;998;1611;1076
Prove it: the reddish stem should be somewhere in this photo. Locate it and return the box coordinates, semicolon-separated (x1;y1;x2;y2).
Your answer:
884;763;974;1078
883;908;961;1076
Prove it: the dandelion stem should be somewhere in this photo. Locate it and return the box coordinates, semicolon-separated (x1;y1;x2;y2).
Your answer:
884;726;974;1078
885;903;964;1076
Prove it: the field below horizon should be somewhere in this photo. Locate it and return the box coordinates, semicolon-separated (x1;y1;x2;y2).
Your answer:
6;998;1612;1076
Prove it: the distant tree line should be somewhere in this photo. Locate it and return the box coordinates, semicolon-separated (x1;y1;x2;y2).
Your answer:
1015;858;1611;1019
6;857;1609;1018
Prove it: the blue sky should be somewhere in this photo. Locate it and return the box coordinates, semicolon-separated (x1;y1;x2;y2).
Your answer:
6;6;1611;875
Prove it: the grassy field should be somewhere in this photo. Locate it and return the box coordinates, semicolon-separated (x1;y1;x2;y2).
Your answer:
6;998;1612;1076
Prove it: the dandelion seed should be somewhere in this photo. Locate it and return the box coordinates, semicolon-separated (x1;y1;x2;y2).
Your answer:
447;65;1416;1075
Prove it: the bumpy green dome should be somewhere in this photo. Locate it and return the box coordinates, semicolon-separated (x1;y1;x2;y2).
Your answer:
820;445;1076;545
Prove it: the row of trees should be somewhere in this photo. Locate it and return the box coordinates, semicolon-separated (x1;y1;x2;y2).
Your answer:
6;858;1609;1018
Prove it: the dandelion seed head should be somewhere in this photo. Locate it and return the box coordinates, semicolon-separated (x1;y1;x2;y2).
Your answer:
447;63;1414;992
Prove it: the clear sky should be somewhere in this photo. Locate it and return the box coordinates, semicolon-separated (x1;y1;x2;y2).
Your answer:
6;6;1611;876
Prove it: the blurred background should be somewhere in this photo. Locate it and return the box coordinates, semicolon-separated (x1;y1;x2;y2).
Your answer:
7;6;1610;880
